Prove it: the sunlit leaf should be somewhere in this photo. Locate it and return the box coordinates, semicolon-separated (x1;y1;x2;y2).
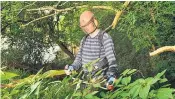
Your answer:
42;70;65;78
155;70;166;79
121;76;131;85
156;88;174;99
29;81;41;95
139;84;150;99
1;71;19;81
127;69;137;75
121;69;130;76
129;85;141;98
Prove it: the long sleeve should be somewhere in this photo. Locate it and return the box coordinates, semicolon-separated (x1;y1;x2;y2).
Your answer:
103;33;118;76
71;37;84;70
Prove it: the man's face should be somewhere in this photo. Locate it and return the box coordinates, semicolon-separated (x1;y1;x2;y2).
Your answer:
80;16;97;34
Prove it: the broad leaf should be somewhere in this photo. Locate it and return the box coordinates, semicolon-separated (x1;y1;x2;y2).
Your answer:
121;76;131;85
139;84;150;99
1;71;19;81
42;70;65;78
156;88;174;99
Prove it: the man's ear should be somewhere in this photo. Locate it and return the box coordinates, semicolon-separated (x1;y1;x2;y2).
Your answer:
94;18;98;27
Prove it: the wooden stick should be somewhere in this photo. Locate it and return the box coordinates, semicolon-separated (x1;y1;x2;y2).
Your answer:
149;46;175;56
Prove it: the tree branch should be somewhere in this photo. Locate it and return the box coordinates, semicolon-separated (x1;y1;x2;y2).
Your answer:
23;5;117;27
22;13;56;27
1;24;10;32
149;46;175;56
26;5;117;12
112;1;130;29
57;41;75;60
103;1;130;32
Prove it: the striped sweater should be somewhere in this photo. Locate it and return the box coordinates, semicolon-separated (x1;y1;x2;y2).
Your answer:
71;30;118;77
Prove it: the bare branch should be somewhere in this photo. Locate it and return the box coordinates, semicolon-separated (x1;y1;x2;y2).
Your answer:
149;46;175;56
17;1;37;16
112;1;130;29
22;13;55;27
23;1;37;9
58;1;69;7
23;5;117;27
26;5;117;12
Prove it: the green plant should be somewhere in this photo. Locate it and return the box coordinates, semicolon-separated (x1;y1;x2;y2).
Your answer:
1;60;175;99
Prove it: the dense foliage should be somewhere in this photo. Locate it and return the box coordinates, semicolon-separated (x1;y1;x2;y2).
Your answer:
1;1;175;98
1;63;175;99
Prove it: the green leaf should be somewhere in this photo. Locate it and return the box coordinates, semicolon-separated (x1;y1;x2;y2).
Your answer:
10;89;19;96
110;90;122;99
129;85;141;98
20;94;28;99
121;69;131;76
94;69;103;76
90;58;100;65
138;79;145;84
1;71;19;81
161;84;171;88
148;90;156;98
127;79;140;88
121;76;131;85
159;78;168;83
139;84;150;99
34;82;41;98
73;92;82;96
29;81;41;95
100;91;106;98
119;91;130;98
93;83;101;88
82;59;100;72
59;15;65;22
32;68;43;81
75;80;82;91
115;76;122;86
85;94;94;99
42;70;65;78
90;91;99;95
150;78;159;85
156;88;174;99
145;77;159;85
127;69;137;75
155;70;166;79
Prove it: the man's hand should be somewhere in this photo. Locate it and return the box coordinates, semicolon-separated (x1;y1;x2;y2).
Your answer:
106;76;116;91
64;65;74;75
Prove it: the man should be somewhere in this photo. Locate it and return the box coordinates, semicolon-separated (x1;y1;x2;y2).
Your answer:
64;11;118;89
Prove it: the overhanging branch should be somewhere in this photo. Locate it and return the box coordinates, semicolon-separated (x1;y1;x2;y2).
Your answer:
104;1;130;32
149;46;175;56
22;13;56;27
112;1;130;29
26;5;117;12
23;5;117;27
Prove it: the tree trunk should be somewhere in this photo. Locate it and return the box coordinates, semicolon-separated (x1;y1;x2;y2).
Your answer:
57;41;75;60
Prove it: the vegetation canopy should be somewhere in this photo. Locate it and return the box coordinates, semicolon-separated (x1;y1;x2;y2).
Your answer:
1;1;175;99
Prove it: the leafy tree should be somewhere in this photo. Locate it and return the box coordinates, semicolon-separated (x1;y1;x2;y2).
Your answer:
1;1;175;86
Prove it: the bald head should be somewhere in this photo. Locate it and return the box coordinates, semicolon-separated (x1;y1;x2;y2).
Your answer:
80;11;94;27
79;11;98;34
